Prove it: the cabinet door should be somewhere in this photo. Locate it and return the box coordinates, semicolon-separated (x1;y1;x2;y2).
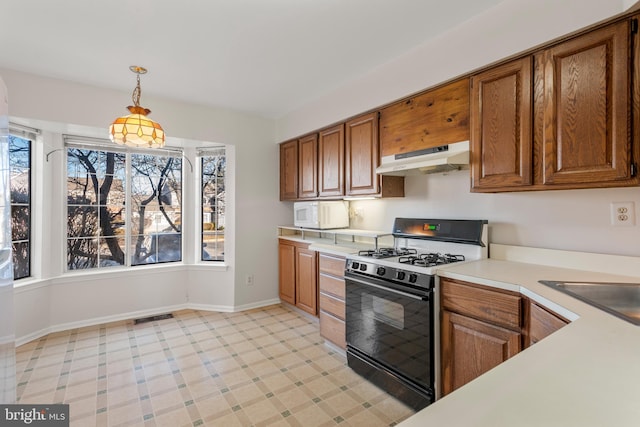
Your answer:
279;140;298;200
295;247;318;315
278;242;296;305
441;310;521;396
380;78;470;157
538;20;631;185
318;124;345;198
528;302;568;346
345;112;380;196
298;133;318;199
471;57;533;191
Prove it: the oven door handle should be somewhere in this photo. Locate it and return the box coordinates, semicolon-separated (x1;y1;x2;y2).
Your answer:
346;275;429;301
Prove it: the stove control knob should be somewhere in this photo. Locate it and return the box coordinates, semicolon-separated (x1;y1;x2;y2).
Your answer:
376;267;386;276
408;273;418;283
395;271;406;280
351;262;360;270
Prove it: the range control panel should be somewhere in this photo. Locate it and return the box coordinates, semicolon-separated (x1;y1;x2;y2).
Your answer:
346;259;433;290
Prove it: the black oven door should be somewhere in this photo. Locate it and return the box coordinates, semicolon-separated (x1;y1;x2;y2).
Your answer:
345;272;434;394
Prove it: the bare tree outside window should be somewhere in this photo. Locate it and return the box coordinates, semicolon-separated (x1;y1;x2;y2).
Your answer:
130;154;182;265
66;149;126;269
9;135;31;279
201;152;225;261
66;147;182;270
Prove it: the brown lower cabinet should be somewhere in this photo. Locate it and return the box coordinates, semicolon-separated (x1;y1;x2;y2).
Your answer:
278;239;317;316
440;277;568;396
441;310;521;395
440;278;523;396
528;301;569;346
318;253;346;349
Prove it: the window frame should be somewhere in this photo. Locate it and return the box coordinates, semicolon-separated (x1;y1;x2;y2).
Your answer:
199;147;226;263
8;126;36;280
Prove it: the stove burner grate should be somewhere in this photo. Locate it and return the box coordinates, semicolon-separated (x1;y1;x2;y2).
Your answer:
358;247;417;259
398;253;465;267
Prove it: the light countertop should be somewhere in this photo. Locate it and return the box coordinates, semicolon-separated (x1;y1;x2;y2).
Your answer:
278;226;394;256
400;245;640;427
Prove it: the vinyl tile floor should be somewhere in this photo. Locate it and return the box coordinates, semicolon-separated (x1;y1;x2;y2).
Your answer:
16;304;415;426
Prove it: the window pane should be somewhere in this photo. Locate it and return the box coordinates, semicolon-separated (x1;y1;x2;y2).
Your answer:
9;135;31;280
201;152;225;261
66;149;127;270
67;206;99;237
130;153;182;266
99;237;125;268
11;241;29;279
11;205;29;241
67;237;98;270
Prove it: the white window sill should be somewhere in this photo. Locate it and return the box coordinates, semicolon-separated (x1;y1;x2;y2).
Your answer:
12;261;229;290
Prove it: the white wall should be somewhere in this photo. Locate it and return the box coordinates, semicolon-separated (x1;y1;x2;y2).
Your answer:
349;171;640;257
276;0;640;258
0;68;289;343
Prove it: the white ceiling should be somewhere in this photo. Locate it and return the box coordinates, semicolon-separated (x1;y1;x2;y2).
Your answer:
0;0;505;119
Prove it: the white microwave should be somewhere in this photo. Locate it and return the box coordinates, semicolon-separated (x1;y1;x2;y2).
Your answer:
294;201;350;229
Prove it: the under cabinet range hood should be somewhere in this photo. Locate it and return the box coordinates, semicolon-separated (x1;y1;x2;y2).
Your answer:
376;140;469;176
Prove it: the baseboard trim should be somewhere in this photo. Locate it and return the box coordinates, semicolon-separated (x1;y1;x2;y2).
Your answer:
15;299;285;346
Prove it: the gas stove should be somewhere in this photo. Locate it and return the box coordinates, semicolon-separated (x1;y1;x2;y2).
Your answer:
344;218;488;410
346;218;488;278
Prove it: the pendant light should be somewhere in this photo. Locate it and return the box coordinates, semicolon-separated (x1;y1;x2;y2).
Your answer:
109;66;165;148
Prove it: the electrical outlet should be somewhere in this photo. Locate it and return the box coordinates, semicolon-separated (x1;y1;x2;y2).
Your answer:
246;275;254;286
610;202;636;226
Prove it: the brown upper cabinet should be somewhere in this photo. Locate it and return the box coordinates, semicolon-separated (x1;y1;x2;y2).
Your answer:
318;124;345;198
279;112;404;201
279;139;298;200
537;20;631;186
380;78;470;157
470;57;533;189
297;133;319;199
472;16;639;192
346;112;404;197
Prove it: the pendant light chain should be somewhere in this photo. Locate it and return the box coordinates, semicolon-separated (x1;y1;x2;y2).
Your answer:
132;74;142;108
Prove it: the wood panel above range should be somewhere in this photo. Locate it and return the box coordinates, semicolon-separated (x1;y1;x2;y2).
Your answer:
379;78;470;158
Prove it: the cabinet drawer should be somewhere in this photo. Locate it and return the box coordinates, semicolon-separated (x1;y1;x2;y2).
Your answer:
319;292;345;320
319;311;346;349
529;302;568;345
319;273;345;299
441;278;522;330
318;253;346;277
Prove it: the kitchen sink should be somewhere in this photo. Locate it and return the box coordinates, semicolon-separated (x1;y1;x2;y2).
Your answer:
538;280;640;325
